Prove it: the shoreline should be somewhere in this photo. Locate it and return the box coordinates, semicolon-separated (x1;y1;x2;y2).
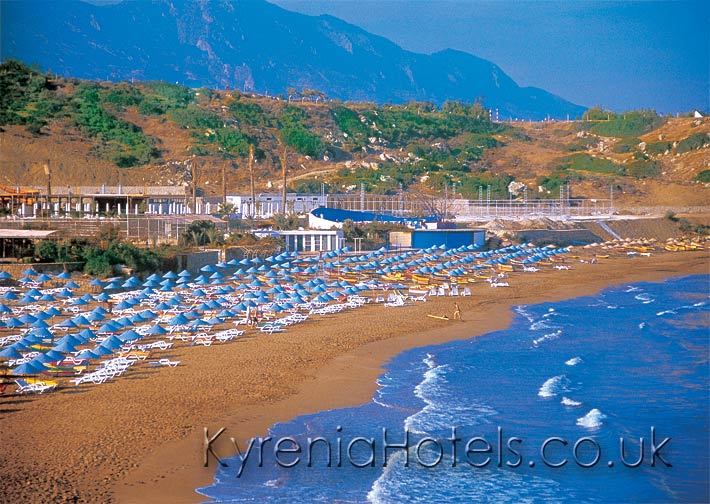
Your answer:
0;252;707;503
116;252;709;504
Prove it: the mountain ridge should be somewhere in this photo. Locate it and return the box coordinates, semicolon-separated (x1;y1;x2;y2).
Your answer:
1;0;585;120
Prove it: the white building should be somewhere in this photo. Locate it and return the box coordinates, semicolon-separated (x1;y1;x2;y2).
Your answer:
226;193;327;218
278;230;344;252
254;229;345;253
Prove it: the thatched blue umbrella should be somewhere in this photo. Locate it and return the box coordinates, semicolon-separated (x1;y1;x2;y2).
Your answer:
52;339;78;353
118;329;141;342
99;335;123;350
92;345;114;356
147;324;168;336
12;361;46;375
0;345;23;359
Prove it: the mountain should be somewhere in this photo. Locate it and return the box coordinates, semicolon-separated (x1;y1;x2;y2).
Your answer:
1;0;585;120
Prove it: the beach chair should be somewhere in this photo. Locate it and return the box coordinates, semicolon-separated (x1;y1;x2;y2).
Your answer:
15;379;55;394
150;358;180;367
259;323;286;334
384;296;405;307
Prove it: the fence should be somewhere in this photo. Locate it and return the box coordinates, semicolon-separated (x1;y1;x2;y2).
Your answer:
326;194;616;220
0;215;227;243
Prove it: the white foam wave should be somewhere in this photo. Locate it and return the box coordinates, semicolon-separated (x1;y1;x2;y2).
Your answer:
405;357;451;434
634;293;655;304
693;301;706;307
367;450;404;503
656;309;677;316
538;375;570;398
565;356;582;366
530;320;558;331
625;286;641;293
638;322;646;329
561;396;582;407
372;396;395;409
515;305;535;323
533;329;562;347
606;304;618;310
577;408;607;429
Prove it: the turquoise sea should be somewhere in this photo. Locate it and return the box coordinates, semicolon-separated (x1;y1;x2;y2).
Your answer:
200;274;709;503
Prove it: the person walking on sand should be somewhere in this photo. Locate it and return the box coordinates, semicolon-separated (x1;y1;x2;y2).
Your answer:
453;302;462;321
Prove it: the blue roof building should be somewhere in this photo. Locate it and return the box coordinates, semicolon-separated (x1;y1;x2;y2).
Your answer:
308;207;424;229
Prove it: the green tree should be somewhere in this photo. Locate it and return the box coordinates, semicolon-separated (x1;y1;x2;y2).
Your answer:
181;220;223;247
35;240;58;262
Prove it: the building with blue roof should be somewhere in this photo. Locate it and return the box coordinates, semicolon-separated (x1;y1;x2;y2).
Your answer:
308;207;425;230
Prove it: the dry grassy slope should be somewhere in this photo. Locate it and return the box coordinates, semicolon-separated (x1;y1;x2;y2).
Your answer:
488;118;710;206
1;85;708;208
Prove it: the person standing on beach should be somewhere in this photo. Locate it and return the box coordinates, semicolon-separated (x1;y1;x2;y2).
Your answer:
453;302;462;321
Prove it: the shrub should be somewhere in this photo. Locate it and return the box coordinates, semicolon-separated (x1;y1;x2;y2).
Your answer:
73;83;159;167
677;132;709;154
627;159;662;179
560;153;624;175
645;141;672;156
229;100;273;128
168;105;222;129
142;81;193;108
83;251;112;277
35;240;58;262
279;106;326;157
695;170;710;183
588;110;665;138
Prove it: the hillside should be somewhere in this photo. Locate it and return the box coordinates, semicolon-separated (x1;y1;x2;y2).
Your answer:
1;61;708;209
1;0;583;121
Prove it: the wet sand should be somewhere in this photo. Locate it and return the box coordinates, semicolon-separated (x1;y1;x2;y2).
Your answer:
0;251;707;503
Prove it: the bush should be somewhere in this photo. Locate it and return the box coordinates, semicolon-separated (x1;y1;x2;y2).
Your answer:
677;132;709;154
331;105;369;147
141;81;193;108
627;159;662;179
83;251;112;277
695;170;710;183
168;105;223;129
73;83;159;167
645;141;672;156
0;59;66;126
229;100;273;128
35;240;58;262
588;110;665;138
560;153;624;175
279;106;326;157
612;137;640;154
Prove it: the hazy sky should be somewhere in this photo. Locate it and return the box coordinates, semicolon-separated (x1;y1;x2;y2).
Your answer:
271;0;709;113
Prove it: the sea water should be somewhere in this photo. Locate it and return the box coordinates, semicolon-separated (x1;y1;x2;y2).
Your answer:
199;275;709;503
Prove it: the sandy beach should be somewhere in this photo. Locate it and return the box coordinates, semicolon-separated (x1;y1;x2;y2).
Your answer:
0;251;707;503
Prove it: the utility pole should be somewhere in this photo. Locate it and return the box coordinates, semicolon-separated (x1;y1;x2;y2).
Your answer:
190;159;197;214
281;145;287;215
43;160;51;217
221;161;227;211
248;145;255;218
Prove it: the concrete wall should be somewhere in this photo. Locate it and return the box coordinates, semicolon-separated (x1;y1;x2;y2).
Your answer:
176;250;220;275
515;229;603;246
389;231;412;248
